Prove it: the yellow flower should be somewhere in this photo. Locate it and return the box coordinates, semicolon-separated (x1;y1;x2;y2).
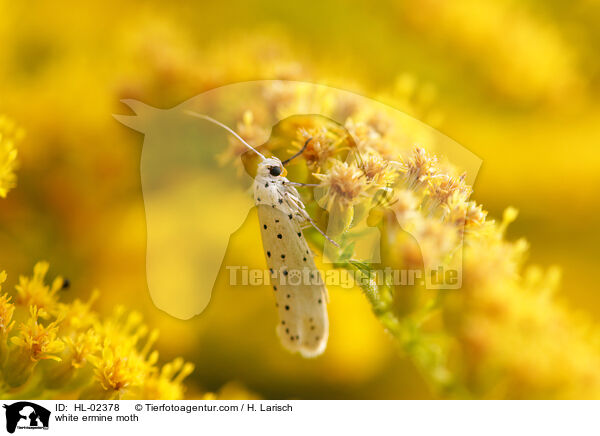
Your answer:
359;152;396;186
426;173;471;213
84;307;175;399
44;329;101;389
57;289;100;332
295;127;339;171
344;119;386;156
130;357;195;400
0;263;197;398
64;330;100;369
15;262;66;317
11;306;64;362
314;160;369;212
398;146;439;191
0;272;15;336
443;195;488;235
88;342;147;393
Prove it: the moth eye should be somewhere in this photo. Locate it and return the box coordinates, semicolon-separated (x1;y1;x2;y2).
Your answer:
269;166;282;177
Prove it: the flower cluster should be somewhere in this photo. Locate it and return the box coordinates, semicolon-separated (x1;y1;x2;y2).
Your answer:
230;82;600;399
0;262;194;400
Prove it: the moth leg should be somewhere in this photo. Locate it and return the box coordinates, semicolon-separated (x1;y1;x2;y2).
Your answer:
304;214;340;248
281;189;340;248
287;181;320;187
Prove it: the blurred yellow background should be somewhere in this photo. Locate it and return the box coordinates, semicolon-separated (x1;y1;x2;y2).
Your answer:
0;0;599;398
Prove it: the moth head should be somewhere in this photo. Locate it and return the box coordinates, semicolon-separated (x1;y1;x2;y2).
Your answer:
259;157;287;179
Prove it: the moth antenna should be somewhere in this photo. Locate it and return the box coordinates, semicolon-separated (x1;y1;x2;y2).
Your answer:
281;137;312;166
184;110;266;160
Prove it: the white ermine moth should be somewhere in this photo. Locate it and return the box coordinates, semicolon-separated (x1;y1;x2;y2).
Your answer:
186;112;329;357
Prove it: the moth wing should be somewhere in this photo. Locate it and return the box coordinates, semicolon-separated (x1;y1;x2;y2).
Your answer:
257;205;328;358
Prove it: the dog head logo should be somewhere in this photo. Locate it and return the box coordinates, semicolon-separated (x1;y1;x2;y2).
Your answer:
3;402;50;433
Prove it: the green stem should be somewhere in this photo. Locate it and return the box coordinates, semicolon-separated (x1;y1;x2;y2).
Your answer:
346;262;464;397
